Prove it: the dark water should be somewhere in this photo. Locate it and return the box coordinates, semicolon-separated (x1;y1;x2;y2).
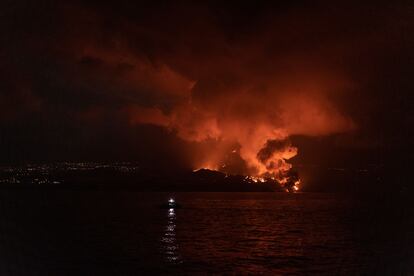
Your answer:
0;191;412;275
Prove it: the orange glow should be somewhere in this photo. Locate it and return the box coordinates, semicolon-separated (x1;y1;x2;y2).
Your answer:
293;180;300;191
124;80;354;191
57;7;356;192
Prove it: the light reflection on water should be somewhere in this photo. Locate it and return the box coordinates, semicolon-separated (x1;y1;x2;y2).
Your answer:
0;192;410;274
161;208;182;264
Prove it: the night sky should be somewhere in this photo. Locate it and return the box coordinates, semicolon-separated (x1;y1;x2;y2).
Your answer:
1;1;413;189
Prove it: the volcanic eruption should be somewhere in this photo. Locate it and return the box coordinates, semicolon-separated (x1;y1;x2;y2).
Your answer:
130;82;354;192
0;2;363;191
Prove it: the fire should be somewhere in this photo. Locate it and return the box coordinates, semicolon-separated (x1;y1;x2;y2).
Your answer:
124;53;354;194
192;136;301;192
247;176;266;183
293;180;300;191
239;138;300;192
245;174;300;192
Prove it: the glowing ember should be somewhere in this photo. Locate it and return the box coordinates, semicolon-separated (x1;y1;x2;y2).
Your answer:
248;176;266;183
245;174;300;192
293;180;300;191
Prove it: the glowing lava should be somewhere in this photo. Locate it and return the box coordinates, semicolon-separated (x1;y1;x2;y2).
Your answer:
192;136;301;192
244;174;300;192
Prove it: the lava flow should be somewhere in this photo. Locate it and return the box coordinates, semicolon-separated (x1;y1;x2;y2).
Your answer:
196;137;301;192
246;176;301;192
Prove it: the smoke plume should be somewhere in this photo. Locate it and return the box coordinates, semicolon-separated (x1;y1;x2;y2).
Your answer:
12;1;414;185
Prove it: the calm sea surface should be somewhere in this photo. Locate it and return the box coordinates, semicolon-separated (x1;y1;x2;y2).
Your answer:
0;191;412;275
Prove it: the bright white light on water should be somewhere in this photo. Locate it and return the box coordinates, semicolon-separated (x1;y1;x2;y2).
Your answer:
168;208;175;216
169;198;175;203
